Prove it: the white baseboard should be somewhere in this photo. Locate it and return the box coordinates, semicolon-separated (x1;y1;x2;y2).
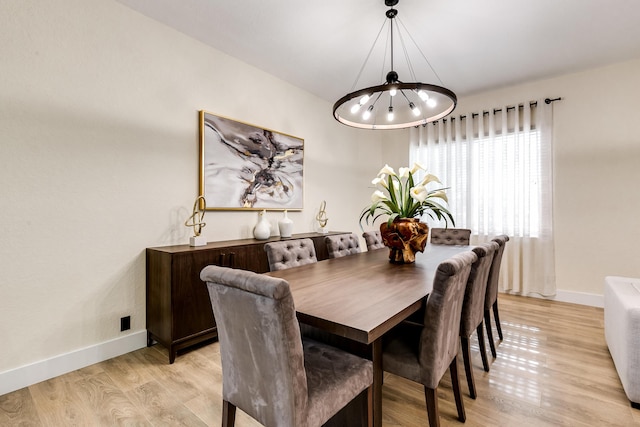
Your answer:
0;330;147;396
553;289;604;308
518;289;604;308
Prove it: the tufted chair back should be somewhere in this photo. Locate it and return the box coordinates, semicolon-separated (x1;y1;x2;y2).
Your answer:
484;235;510;310
362;230;385;251
484;234;510;358
459;241;498;398
418;250;477;387
201;266;306;426
430;228;472;246
381;250;477;426
461;242;498;339
264;238;318;271
201;265;374;427
324;233;361;258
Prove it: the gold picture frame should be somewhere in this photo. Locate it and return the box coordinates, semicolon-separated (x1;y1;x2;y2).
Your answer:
199;111;304;211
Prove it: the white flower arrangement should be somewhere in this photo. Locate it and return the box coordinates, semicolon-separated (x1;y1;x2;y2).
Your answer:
360;163;455;226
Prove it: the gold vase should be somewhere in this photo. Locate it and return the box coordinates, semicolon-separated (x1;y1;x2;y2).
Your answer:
380;218;429;264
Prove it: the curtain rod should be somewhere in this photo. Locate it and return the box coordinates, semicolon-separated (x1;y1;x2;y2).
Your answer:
426;97;562;124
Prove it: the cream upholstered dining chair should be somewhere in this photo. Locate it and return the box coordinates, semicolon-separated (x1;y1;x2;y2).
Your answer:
264;238;318;271
362;230;385;251
484;235;510;358
201;265;373;427
324;233;361;258
382;250;478;427
430;228;472;246
459;241;498;399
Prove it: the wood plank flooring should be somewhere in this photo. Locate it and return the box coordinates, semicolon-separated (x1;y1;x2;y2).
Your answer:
1;294;638;426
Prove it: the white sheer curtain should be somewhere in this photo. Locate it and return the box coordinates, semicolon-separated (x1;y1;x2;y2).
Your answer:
410;99;556;297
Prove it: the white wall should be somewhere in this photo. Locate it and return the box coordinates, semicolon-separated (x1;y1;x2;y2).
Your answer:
452;60;640;297
0;0;384;382
378;129;411;169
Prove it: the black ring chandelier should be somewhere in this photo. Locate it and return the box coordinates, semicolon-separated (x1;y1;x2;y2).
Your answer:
333;0;457;130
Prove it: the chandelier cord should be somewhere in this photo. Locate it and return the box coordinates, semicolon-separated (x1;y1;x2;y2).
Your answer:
389;10;395;72
350;7;443;90
396;24;416;82
398;18;446;86
380;25;391;84
350;17;388;92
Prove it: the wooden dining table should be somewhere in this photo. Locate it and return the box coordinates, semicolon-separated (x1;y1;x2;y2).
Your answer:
266;242;474;427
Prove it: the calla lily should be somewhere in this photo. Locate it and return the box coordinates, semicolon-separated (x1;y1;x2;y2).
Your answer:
378;164;396;177
420;173;441;186
410;186;428;203
410;162;424;175
371;190;387;203
360;164;455;228
430;190;448;202
371;176;388;188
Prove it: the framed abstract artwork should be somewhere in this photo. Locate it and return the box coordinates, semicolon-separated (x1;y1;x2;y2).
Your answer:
199;111;304;210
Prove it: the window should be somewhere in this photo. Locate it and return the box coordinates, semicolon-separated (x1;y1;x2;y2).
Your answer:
410;100;556;296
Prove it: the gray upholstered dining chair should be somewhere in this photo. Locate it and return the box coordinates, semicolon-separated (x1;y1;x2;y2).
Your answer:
324;233;361;258
362;230;385;251
264;238;318;271
381;250;478;427
201;265;373;427
484;235;510;358
459;241;498;399
430;228;472;246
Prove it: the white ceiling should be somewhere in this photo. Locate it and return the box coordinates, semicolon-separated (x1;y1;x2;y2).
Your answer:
116;0;640;104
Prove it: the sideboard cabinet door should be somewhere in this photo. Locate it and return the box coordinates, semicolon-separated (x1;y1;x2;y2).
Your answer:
146;232;347;363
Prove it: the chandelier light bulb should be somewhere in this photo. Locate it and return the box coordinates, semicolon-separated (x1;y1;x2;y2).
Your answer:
426;98;437;108
387;106;394;121
390;87;397;97
410;102;420;116
360;94;371;104
418;90;429;101
363;105;373;120
350;103;362;114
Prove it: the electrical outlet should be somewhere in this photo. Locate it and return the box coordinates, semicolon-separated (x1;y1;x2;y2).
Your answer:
120;316;131;332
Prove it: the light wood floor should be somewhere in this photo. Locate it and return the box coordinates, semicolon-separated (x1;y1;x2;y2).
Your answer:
1;294;638;426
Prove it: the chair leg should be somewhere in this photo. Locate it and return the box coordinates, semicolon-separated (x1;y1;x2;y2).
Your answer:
493;301;503;340
485;309;497;358
476;323;490;372
450;355;466;422
424;386;440;427
460;336;477;399
222;400;236;427
362;385;373;427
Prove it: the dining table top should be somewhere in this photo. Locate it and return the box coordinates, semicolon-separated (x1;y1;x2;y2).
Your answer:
265;243;474;345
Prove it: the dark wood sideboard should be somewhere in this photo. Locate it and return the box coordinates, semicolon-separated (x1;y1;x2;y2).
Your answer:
146;232;347;363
